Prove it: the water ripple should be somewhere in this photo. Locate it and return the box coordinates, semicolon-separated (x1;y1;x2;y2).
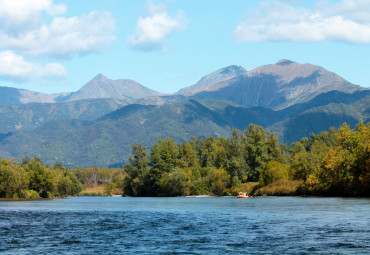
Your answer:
0;197;369;254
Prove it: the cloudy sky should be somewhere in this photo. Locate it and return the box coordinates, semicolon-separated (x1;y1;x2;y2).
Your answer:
0;0;369;94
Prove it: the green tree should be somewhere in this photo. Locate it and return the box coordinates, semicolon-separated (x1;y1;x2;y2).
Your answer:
244;124;269;181
56;175;73;197
208;168;230;195
24;158;57;198
0;162;29;198
179;141;199;168
259;161;289;186
316;122;370;195
158;168;188;196
123;143;150;196
224;130;248;182
105;182;118;196
150;138;179;172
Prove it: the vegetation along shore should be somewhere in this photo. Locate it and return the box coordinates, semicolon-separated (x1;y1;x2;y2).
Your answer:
0;122;369;199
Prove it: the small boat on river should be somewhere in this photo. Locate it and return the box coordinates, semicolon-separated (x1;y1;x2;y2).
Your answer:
237;192;249;198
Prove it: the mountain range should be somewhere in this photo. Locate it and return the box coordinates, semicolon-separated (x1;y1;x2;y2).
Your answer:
0;59;368;167
0;74;163;106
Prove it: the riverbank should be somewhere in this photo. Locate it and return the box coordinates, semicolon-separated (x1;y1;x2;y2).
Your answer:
0;197;49;202
78;185;123;196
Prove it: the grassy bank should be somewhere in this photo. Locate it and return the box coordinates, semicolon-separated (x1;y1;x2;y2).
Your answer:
78;185;123;196
0;197;46;201
253;180;304;196
224;182;260;196
77;181;303;197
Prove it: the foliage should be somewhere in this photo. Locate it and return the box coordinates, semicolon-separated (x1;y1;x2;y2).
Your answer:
313;122;370;195
159;168;188;196
0;159;29;198
254;180;304;196
0;157;82;198
224;182;259;196
104;182;118;196
122;121;370;197
259;161;289;186
1;121;369;198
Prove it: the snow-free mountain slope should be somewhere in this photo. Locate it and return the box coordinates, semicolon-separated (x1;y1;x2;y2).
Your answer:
66;74;164;102
191;60;363;110
177;65;246;96
0;86;70;105
0;74;163;105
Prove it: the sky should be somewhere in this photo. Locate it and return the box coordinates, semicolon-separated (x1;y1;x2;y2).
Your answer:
0;0;370;94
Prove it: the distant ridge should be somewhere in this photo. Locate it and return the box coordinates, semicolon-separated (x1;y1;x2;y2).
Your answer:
0;74;164;105
0;86;70;105
1;60;367;109
66;74;163;102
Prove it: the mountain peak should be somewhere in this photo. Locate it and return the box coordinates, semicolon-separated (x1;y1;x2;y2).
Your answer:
177;65;247;96
92;73;108;81
276;59;295;66
219;65;246;75
65;74;163;102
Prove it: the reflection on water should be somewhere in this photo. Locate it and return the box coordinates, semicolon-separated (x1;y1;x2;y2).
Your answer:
1;197;370;254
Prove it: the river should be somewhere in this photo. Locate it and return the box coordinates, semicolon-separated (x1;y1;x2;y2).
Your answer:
1;196;369;254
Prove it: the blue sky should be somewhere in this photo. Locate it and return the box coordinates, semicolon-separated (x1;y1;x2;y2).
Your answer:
0;0;369;94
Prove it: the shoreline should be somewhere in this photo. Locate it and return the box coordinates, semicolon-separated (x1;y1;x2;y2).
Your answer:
2;194;370;201
0;198;50;202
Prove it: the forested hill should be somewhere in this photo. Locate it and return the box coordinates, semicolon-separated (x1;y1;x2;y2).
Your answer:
0;90;368;167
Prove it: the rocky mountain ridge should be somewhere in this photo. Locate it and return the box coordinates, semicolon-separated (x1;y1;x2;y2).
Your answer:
1;59;365;110
189;59;362;110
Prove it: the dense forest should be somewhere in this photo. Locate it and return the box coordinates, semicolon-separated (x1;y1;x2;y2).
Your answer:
0;157;82;199
0;122;369;199
122;122;369;197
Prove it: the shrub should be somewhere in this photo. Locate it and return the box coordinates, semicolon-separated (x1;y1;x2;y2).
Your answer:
20;190;40;199
254;180;303;196
259;161;289;186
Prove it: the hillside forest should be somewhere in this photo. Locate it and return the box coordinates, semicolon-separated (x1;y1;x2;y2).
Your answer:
0;122;369;199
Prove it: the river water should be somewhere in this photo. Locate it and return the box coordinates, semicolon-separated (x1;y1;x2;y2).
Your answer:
0;196;369;254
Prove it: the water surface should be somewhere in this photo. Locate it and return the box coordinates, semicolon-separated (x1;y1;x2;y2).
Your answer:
1;196;369;254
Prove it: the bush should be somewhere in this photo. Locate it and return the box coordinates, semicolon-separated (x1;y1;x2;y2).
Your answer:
105;182;117;196
20;190;40;199
254;180;303;196
259;161;289;186
158;168;188;196
208;169;230;195
188;178;210;195
225;182;259;196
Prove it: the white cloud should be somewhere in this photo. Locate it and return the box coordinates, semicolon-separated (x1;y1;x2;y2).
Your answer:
145;0;168;14
0;0;115;83
0;51;66;81
234;0;370;44
0;0;66;32
0;1;115;58
129;1;187;51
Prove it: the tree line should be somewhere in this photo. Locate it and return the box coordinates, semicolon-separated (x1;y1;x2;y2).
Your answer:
0;157;82;199
0;122;369;198
123;122;369;197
